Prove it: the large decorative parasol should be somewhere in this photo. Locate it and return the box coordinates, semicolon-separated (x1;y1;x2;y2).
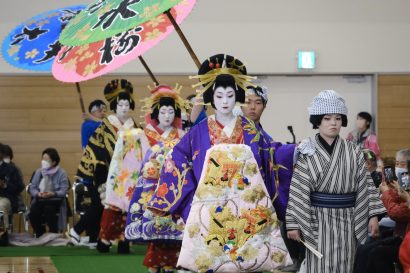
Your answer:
52;0;195;82
1;5;88;113
59;0;201;69
2;5;85;71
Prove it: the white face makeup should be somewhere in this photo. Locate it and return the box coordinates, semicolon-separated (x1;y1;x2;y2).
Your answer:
158;105;175;129
116;99;130;120
213;86;236;115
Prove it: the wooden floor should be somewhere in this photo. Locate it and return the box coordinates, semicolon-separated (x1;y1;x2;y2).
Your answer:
0;257;58;273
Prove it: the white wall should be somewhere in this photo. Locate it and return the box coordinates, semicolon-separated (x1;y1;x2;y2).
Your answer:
1;1;410;75
258;75;373;143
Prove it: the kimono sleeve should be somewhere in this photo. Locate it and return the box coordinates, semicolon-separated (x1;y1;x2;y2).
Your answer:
148;131;198;221
271;143;296;221
286;154;312;230
76;122;110;186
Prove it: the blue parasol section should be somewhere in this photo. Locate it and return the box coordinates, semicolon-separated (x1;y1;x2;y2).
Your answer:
2;5;85;71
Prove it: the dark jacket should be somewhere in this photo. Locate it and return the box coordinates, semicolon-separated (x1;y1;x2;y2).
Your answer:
0;162;24;212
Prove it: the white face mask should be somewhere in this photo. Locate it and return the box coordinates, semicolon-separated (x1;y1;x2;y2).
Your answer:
41;160;51;169
395;167;408;179
3;158;10;164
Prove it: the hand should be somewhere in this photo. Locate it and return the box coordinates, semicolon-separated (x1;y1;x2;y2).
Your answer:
390;180;401;192
43;192;55;198
368;216;380;238
0;179;6;189
287;230;301;242
379;182;389;194
398;190;410;202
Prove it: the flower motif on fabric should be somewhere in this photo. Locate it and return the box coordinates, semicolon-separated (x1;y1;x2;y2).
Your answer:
242;185;266;203
156;183;169;198
164;158;175;173
243;121;260;143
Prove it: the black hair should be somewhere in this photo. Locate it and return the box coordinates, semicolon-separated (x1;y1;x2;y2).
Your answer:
42;147;60;166
310;114;348;129
104;79;134;111
88;99;106;113
198;54;247;109
3;145;13;160
357;112;372;128
247;86;267;106
186;94;196;101
0;143;5;159
151;97;181;122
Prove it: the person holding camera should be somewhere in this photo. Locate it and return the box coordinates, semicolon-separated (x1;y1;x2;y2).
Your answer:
362;149;410;273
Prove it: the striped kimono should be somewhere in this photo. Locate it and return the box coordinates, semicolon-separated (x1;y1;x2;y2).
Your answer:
286;134;385;273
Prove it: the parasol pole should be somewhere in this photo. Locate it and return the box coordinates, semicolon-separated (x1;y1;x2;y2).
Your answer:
138;56;160;86
75;82;86;113
164;9;201;69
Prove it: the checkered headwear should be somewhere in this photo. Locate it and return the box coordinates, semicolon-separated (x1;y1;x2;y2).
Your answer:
308;90;348;115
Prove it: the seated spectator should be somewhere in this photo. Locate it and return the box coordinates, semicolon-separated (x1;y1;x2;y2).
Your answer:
81;100;106;149
362;149;410;273
0;143;24;234
347;111;381;157
29;148;69;237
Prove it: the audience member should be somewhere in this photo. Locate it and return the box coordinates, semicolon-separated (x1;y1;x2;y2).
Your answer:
347;111;381;157
29;148;69;237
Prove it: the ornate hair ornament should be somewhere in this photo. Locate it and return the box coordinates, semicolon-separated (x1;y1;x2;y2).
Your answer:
141;84;190;116
189;54;257;105
104;79;134;104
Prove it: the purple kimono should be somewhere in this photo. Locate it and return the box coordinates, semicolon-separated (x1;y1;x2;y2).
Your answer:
257;124;296;221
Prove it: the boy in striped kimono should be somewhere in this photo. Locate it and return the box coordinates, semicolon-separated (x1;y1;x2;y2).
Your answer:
286;90;386;273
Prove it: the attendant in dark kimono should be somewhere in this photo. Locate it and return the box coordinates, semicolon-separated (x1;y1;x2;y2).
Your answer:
76;79;138;253
286;90;386;273
125;85;189;273
148;54;292;273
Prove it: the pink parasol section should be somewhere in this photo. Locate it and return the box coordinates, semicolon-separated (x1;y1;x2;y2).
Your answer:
52;0;195;82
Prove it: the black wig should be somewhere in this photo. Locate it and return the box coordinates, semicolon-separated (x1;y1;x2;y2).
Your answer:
104;79;135;111
310;114;348;129
150;97;181;122
198;54;246;108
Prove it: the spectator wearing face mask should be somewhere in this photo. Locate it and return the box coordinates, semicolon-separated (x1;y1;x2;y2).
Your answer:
29;148;69;237
395;149;410;192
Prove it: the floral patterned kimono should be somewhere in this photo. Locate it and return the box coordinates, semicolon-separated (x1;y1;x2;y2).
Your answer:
125;123;185;269
148;115;292;273
78;114;148;242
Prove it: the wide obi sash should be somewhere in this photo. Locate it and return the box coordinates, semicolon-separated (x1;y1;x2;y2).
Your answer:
310;192;356;209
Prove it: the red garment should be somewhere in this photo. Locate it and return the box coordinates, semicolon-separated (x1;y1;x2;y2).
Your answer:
400;231;410;273
143;242;181;268
381;189;410;236
99;207;127;241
